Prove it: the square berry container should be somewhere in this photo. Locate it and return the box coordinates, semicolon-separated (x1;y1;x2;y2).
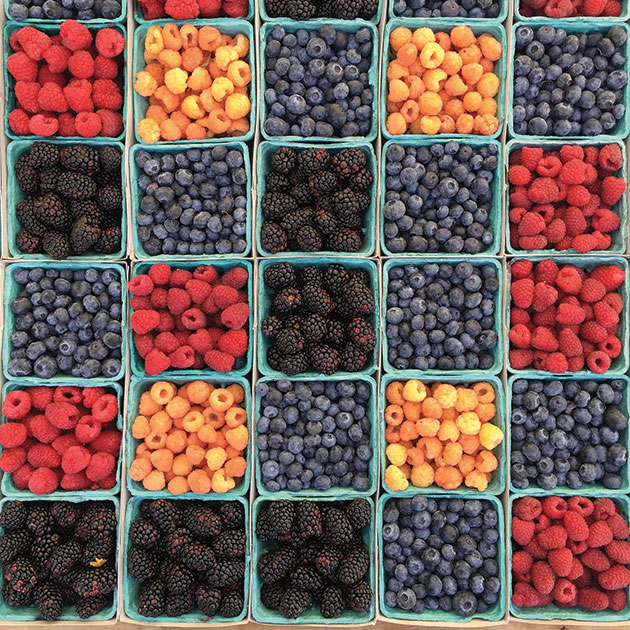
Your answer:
259;19;379;143
506;255;630;375
2;261;128;382
0;379;124;497
380;19;507;141
378;492;506;623
509;493;630;621
128;259;253;378
257;256;380;378
122;494;249;624
5;139;127;261
132;19;255;145
253;374;378;498
0;495;119;622
380;137;503;257
507;20;630;141
381;256;504;375
379;372;506;496
125;374;251;498
507;373;630;496
505;139;628;256
128;142;252;260
3;21;127;142
251;495;376;624
256;140;377;258
134;0;254;24
388;0;507;21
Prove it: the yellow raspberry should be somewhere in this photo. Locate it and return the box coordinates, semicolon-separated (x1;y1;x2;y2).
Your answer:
215;46;238;71
479;423;504;449
211;76;235;102
225;93;250;120
456;412;481;436
433;384;457;408
145;26;164;56
385;465;409;491
410;462;434;488
164;68;188;95
211;468;236;493
465;470;489;492
386;443;407;467
205;447;227;471
181;95;204;119
135;71;158;97
402;379;427;402
137;118;160;144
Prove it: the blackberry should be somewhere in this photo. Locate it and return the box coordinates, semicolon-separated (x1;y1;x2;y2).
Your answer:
350;268;371;285
93;225;122;253
268;0;316;17
165;528;194;557
34;583;64;620
42;232;71;260
218;590;244;618
196;584;222;616
50;502;81;528
314;208;339;236
183;504;222;539
29;142;60;169
26;506;53;536
309;171;339;197
298;541;320;565
298;148;330;173
295;501;322;540
326;319;345;347
267;347;284;371
314;545;343;577
301;313;327;343
15;154;39;194
138;579;166;617
16;198;46;237
262;192;298;221
338;545;369;584
34;193;70;231
296;225;323;251
343;279;375;315
15;228;41;253
31;534;62;568
344;498;372;530
204;559;245;588
0;501;27;531
70;199;100;222
322;508;353;544
264;263;297;290
0;531;31;562
329;227;362;252
344;580;372;611
271;147;298;175
290;566;324;593
266;500;295;536
74;568;117;598
302;284;335;315
76;594;109;618
299;266;322;285
324;264;350;293
347;318;376;352
220;502;245;529
212;530;246;558
332;148;367;178
97;185;122;214
320;585;345;618
56;172;97;201
336;209;363;231
261;315;283;337
86;504;117;537
261;582;286;610
333;0;364;18
39;167;62;193
360;0;378;17
164;563;195;596
284;314;303;331
280;352;309;376
261;222;288;254
278;587;312;618
6;558;38;594
273;287;302;316
147;499;181;532
258;547;297;584
60;145;99;174
98;146;122;173
276;327;305;355
2;580;32;607
129;519;160;550
354;191;371;211
290;182;313;206
48;540;82;577
340;343;368;372
309;344;340;375
280;207;313;239
179;542;215;572
265;171;290;192
349;169;374;192
127;547;158;583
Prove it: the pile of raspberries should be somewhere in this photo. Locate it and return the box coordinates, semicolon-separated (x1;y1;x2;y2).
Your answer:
0;386;121;495
508;144;626;253
512;496;630;612
130;263;250;376
137;0;248;19
7;21;125;139
519;0;621;17
509;259;625;374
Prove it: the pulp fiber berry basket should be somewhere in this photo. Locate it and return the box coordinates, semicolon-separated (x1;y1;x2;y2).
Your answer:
253;374;378;498
381;256;504;375
0;379;124;497
128;141;252;260
123;494;249;624
257;256;380;378
506;255;630;375
251;495;376;624
379;372;506;495
507;373;630;495
388;0;508;21
0;495;119;622
3;22;127;142
509;493;630;621
380;137;503;257
259;19;379;143
508;20;630;140
505;139;628;255
380;19;508;141
134;0;255;24
255;140;377;257
2;261;128;382
128;259;253;378
132;19;255;145
378;492;506;623
3;0;127;21
125;374;252;497
5;139;127;261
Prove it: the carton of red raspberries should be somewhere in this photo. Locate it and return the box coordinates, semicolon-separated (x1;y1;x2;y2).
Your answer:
511;496;630;615
130;262;251;376
508;143;626;253
509;259;627;374
137;0;248;19
0;385;122;494
6;21;125;139
519;0;622;17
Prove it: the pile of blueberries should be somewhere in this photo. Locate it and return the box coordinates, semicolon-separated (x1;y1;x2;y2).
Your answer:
512;24;628;136
7;0;121;20
383;142;497;255
7;266;123;379
382;496;502;618
385;262;500;371
134;147;248;257
255;380;373;493
263;25;374;138
511;378;629;491
391;0;500;18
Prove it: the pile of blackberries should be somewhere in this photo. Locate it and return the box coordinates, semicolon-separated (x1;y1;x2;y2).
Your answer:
255;499;373;619
265;0;378;19
261;262;377;375
0;500;117;620
14;142;123;259
134;146;248;257
127;499;246;619
255;379;373;493
260;146;374;254
511;378;629;491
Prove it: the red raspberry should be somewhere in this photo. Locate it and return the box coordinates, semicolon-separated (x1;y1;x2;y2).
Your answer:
186;279;212;304
518;212;546;237
129;274;155;296
548;548;573;578
588;520;613;548
599;143;623;171
509;324;532;349
512;582;540;608
12;463;34;490
212;285;239;309
52;433;78;454
509;349;534;370
157;311;175;333
602;0;622;14
564;206;587;236
534;513;551;532
590;265;625;291
532;561;555;594
167;288;192;315
75;111;102;137
218;329;248;357
603;292;623;314
8;109;31;135
514;497;543;521
566;557;584;581
134;333;154;359
528;177;559;203
38;82;68;113
131;309;160;335
519;235;547;250
560;145;584;162
204;350;235;373
164;0;200;17
512;517;535;546
593;301;618;327
92;79;123;111
592;208;620;233
536;156;562;178
145;349;171;376
221;267;249;289
223;0;248;15
93;54;118;79
28;467;58;494
573;234;599;253
558;329;582;357
551;577;576;603
27;443;61;469
605;540;630;565
568;496;593;516
0;423;28;448
30;414;61;444
520;147;543;170
566;185;591;207
90;431;121;455
94;28;125;58
67;50;94;79
75;416;101;444
513;550;534;574
509;165;532;186
582;548;611;573
599;565;630;591
559;158;586;185
45;402;79;429
169;346;195;369
43;45;72;74
181;308;207;330
581;321;608;343
63;82;93;114
0;447;27;473
148;263;172;285
154;332;179;355
221;303;250;330
601;176;626;206
545;0;574;18
608;589;627;611
16;26;52;60
61;471;90;491
541;496;567;519
3;390;32;420
555;266;582;294
532;283;558;312
140;0;167;17
511;308;531;325
16;81;42;114
599;335;622;359
582;0;607;13
586;351;611;374
531;327;558;352
92;394;118;423
7;52;39;81
86;451;115;482
531;260;556;285
170;268;193;286
541;353;568;374
543;218;566;245
510;278;534;309
131;296;151;311
556;301;585;325
511;187;533;209
59;20;92;51
96;109;123;137
607;512;630;539
583;163;598;186
580;278;607;303
150;288;168;309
